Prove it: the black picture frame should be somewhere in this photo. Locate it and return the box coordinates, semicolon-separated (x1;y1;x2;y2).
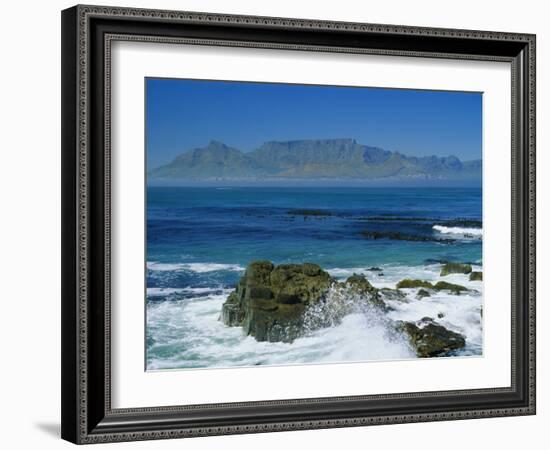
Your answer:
61;4;536;444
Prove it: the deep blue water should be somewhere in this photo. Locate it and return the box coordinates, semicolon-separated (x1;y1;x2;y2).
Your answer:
146;186;481;290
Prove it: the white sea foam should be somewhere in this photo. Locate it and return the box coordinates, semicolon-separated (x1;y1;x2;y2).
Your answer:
147;261;244;273
183;263;244;273
147;287;222;297
386;290;482;352
147;287;186;297
146;263;483;370
146;286;415;370
433;225;483;237
147;262;186;272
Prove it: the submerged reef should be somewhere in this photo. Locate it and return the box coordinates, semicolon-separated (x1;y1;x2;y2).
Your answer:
361;230;456;243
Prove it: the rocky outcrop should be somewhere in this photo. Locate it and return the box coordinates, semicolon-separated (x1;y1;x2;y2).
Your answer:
396;317;466;357
469;271;483;281
440;262;472;276
221;261;333;342
346;273;376;294
221;262;390;342
346;274;390;310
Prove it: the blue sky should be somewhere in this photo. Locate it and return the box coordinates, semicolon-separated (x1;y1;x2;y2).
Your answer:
146;78;482;169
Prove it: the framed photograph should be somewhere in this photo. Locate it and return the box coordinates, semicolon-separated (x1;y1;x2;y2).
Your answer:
61;5;536;444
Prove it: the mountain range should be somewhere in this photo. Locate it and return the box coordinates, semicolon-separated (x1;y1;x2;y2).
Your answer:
148;138;481;184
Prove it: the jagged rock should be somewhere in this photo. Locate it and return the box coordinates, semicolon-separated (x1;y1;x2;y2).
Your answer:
396;318;466;357
469;271;483;281
221;261;333;342
346;273;376;293
396;279;434;289
221;263;389;342
345;274;389;310
440;262;472;276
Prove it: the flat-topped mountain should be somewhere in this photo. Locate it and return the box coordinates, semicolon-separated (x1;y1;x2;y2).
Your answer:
148;138;481;183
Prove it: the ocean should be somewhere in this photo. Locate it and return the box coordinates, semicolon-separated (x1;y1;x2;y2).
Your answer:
146;186;483;370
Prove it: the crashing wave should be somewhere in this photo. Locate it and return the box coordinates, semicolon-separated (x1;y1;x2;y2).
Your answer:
433;225;482;237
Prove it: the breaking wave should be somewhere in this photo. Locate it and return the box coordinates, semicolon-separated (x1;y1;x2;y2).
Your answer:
433;225;482;237
146;284;415;371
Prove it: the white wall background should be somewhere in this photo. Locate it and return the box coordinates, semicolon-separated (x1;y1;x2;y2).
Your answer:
0;0;546;448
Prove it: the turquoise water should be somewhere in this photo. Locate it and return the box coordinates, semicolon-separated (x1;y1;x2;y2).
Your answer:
146;187;483;369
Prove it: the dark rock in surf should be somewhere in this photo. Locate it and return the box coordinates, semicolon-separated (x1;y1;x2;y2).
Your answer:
440;262;472;276
221;262;387;342
346;273;376;294
221;261;334;342
345;274;389;310
396;279;434;289
469;271;483;281
396;317;466;357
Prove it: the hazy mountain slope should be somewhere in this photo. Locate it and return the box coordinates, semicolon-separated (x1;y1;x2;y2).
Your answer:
149;141;269;179
149;138;481;182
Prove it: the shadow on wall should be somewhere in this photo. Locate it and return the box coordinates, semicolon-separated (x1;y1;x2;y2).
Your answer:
34;422;60;438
